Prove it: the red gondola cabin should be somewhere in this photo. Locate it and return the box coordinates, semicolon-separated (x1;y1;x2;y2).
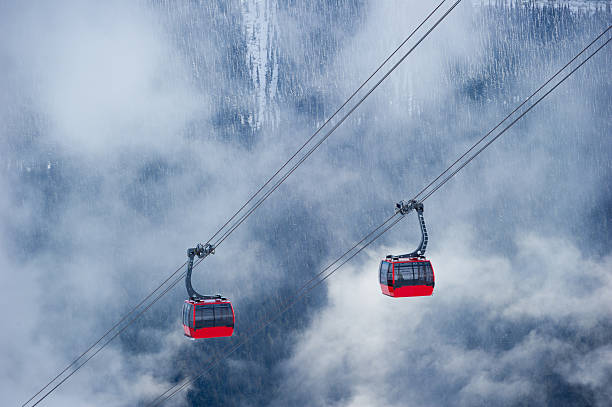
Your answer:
379;257;435;297
380;200;435;297
181;244;235;340
182;298;235;339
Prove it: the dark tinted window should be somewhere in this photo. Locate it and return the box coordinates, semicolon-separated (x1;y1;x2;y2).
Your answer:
214;304;234;327
417;262;433;283
183;304;194;328
395;262;414;281
379;261;390;284
394;262;434;286
195;305;215;329
424;262;433;283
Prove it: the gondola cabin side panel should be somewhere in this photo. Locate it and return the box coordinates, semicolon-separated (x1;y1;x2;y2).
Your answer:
380;259;435;298
182;302;193;336
379;260;394;296
182;299;235;339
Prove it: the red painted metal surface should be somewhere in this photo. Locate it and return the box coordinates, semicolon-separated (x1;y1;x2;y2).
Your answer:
183;298;235;339
380;258;435;298
380;283;394;297
391;284;434;297
185;325;234;339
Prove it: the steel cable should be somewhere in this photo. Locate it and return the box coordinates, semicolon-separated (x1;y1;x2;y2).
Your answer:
147;27;610;406
412;25;612;202
212;0;463;248
419;31;611;202
22;2;454;404
148;213;405;407
20;260;187;407
205;0;449;247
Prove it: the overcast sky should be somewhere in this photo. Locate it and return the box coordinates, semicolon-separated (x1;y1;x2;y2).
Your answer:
1;1;611;406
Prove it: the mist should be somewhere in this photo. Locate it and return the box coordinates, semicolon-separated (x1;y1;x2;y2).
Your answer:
1;0;610;406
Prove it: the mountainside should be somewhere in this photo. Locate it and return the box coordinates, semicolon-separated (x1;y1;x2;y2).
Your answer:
1;1;611;406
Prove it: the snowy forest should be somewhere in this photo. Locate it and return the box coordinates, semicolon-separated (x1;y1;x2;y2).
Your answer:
1;1;611;406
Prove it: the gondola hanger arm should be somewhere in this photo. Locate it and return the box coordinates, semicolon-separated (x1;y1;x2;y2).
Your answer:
391;200;428;259
186;243;219;300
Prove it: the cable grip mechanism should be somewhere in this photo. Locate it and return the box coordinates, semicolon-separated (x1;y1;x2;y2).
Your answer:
185;243;219;301
189;243;215;259
391;199;428;259
395;199;423;215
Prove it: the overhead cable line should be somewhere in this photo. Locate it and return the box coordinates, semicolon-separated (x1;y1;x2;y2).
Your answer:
22;1;454;406
29;269;187;407
20;259;187;407
148;213;405;407
206;0;450;247
211;0;461;248
419;30;611;202
412;25;612;202
148;26;611;406
27;255;209;407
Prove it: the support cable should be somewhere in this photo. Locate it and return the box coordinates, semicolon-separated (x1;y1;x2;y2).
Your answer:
28;254;217;407
148;27;611;406
206;0;449;247
20;260;187;407
419;32;611;202
21;2;453;404
148;214;405;407
412;25;611;202
30;270;187;407
22;0;450;407
212;0;463;248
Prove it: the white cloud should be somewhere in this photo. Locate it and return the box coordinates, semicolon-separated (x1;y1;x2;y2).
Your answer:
2;0;202;156
1;0;610;405
275;227;612;406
